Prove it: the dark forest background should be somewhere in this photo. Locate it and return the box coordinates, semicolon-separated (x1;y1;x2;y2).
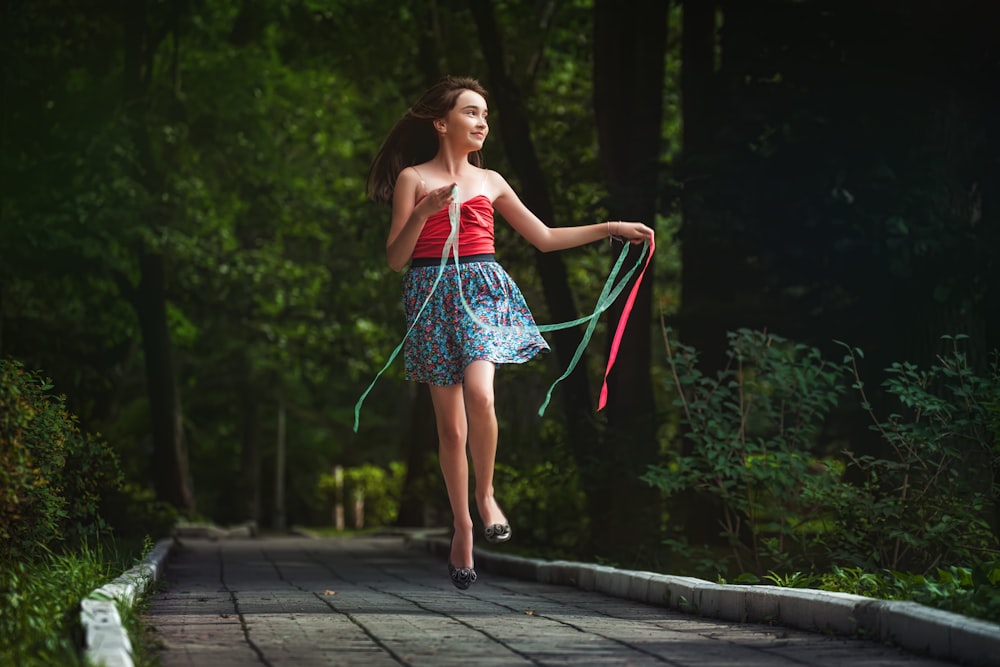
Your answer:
2;0;998;573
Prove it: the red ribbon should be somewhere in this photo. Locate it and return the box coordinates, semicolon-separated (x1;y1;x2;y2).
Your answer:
597;235;655;411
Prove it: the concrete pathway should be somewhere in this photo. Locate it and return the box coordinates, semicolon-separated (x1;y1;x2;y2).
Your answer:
145;535;965;667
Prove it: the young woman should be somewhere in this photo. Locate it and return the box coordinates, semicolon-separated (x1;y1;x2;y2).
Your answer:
367;76;653;589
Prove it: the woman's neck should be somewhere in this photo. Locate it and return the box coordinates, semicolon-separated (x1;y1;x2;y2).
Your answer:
430;148;475;178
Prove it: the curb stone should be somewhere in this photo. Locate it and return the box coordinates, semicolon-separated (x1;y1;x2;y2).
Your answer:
80;537;174;667
405;530;1000;667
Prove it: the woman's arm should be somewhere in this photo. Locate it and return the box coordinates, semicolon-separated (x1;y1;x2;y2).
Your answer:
385;168;455;272
491;172;653;251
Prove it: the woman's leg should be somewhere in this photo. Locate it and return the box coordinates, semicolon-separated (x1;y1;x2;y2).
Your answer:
428;382;474;569
463;361;508;530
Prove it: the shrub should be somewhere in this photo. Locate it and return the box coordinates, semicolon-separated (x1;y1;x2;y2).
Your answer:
495;459;588;557
760;562;1000;625
0;359;123;560
317;462;406;528
100;482;179;542
834;336;1000;571
643;328;845;575
650;330;999;585
885;563;1000;622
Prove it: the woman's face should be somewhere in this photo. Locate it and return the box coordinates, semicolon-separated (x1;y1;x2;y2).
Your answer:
440;89;489;149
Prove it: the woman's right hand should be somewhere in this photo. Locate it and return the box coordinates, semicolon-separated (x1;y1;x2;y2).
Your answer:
414;183;456;217
386;179;457;272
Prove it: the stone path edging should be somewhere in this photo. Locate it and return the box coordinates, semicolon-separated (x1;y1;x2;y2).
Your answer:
405;530;1000;667
80;537;175;667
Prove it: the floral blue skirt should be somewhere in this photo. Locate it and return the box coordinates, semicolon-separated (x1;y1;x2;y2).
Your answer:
403;259;550;386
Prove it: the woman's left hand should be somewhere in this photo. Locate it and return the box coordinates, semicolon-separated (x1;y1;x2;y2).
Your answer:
611;221;655;245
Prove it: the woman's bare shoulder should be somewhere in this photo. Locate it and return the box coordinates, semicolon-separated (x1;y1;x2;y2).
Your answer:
396;166;426;195
484;168;514;199
398;165;424;183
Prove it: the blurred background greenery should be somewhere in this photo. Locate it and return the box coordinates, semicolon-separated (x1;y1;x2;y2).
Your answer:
1;0;997;609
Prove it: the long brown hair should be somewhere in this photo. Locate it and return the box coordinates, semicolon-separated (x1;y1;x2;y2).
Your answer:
366;76;489;205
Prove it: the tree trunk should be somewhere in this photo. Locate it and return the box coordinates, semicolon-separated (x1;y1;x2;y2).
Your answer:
391;5;455;530
591;0;668;561
677;0;715;243
468;1;602;525
0;0;9;358
134;249;194;512
239;358;261;524
122;0;194;513
675;0;728;544
395;383;442;527
677;0;728;371
273;399;286;531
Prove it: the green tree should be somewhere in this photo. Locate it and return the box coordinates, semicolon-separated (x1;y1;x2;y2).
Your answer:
674;0;1000;544
592;0;669;559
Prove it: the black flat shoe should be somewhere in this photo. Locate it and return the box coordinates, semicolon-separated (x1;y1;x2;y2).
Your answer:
448;561;478;590
484;522;511;544
448;536;477;590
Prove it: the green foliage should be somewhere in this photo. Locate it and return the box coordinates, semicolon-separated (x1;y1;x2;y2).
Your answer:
0;361;67;557
0;543;111;666
61;430;125;545
100;483;180;543
656;331;1000;623
761;562;1000;625
884;563;1000;623
643;327;846;574
115;585;160;667
649;329;1000;588
812;561;1000;621
816;566;889;599
833;336;1000;571
696;561;1000;626
656;538;730;581
2;0;409;524
0;536;158;667
0;359;123;560
761;570;815;589
1;0;659;530
495;460;588;558
317;463;406;528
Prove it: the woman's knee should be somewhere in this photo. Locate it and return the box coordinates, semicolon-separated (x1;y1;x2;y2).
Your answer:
463;383;495;415
437;420;467;451
429;384;468;449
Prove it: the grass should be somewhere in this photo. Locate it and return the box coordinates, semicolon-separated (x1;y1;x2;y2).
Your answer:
0;536;153;667
120;583;163;667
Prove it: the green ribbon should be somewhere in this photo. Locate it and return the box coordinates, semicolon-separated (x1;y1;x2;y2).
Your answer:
353;186;648;432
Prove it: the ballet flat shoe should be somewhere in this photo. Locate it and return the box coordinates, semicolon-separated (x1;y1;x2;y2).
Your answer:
484;522;511;544
447;561;478;590
448;535;477;589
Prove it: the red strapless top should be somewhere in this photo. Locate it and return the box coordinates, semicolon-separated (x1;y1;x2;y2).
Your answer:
411;194;495;259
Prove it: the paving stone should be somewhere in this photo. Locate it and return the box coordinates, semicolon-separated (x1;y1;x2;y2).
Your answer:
145;535;964;666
